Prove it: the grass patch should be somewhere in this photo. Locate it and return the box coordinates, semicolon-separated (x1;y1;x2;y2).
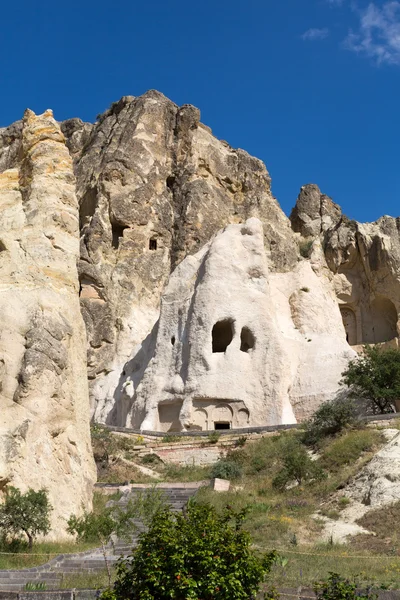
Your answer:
319;429;384;471
0;540;97;570
351;501;400;555
60;569;113;589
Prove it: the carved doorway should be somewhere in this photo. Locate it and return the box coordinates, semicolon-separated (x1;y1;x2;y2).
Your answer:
340;307;357;345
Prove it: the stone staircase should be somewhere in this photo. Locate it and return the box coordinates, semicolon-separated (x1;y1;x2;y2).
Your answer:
0;484;202;591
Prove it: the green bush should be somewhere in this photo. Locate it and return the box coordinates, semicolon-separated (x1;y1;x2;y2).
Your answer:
211;460;242;480
207;431;221;444
314;572;377;600
302;396;356;446
105;502;277;600
272;438;325;490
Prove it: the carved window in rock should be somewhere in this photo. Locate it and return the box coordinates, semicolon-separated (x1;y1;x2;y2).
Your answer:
240;327;255;352
149;239;157;250
112;223;128;249
340;307;357;346
212;320;234;353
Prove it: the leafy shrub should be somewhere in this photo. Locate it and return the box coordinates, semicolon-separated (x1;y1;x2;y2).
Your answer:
235;435;247;447
0;487;52;549
302;396;356;446
272;438;325;490
141;453;161;465
341;345;400;414
211;459;242;480
208;431;221;444
314;572;377;600
105;502;278;600
320;429;383;471
161;434;182;443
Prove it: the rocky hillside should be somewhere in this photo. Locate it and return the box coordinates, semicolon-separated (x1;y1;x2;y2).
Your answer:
1;91;400;527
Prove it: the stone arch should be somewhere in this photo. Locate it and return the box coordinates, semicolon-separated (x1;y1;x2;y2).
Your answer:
192;408;208;431
212;403;233;428
371;296;398;343
240;327;255;352
212;319;234;353
340;306;357;345
237;408;250;427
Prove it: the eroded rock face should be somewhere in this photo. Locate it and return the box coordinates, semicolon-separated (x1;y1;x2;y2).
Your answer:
290;184;400;347
61;91;298;422
0;110;96;536
117;218;354;431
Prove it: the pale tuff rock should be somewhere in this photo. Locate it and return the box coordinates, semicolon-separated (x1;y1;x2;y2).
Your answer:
290;184;400;347
63;91;298;423
118;218;354;431
344;429;400;507
0;110;96;536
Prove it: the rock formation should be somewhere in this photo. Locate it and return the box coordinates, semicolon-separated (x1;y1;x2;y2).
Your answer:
0;110;96;536
117;218;354;431
61;91;299;423
290;184;400;347
2;90;400;441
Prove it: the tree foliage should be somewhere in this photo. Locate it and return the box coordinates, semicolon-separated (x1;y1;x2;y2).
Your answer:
341;345;400;414
302;395;356;446
68;488;166;584
0;487;52;549
272;437;325;490
314;572;377;600
104;502;277;600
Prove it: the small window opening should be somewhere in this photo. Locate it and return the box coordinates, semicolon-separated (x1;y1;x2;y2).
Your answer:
212;320;234;353
240;327;255;353
214;422;230;430
171;336;176;346
149;238;157;250
112;224;128;249
166;175;176;190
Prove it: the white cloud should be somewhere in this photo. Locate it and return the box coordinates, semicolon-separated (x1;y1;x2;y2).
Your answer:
301;27;330;40
345;2;400;65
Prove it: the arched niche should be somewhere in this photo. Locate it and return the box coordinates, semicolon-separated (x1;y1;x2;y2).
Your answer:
212;403;233;429
192;408;208;431
340;306;357;345
237;408;250;427
371;296;398;343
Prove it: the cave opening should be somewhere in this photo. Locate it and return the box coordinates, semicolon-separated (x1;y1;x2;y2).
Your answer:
212;320;234;353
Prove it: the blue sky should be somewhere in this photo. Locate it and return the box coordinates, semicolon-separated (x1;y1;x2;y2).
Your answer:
1;0;400;222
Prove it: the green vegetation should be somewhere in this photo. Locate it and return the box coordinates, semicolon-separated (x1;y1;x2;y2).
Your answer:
314;572;377;600
271;437;325;490
103;502;277;600
302;396;356;446
68;488;167;584
319;429;383;471
211;459;242;480
207;431;221;444
299;238;314;258
341;345;400;414
0;487;52;549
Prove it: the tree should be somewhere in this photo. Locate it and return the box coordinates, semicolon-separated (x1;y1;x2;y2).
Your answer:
302;395;356;446
272;437;325;490
341;345;400;414
68;487;166;585
105;502;278;600
0;487;52;549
